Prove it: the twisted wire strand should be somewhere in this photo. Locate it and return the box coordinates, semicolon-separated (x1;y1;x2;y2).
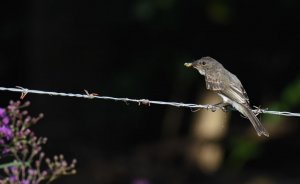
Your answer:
0;86;299;117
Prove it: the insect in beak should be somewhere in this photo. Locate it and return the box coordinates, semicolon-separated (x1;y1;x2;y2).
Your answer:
184;63;193;67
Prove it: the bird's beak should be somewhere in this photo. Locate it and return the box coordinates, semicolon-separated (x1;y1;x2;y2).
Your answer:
184;62;193;68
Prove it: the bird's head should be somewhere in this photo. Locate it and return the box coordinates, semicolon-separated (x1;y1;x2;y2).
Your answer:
184;56;219;75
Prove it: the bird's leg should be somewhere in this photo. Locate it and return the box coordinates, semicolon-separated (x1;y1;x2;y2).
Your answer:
209;102;231;112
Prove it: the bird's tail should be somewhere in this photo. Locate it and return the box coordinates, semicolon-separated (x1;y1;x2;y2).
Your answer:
239;105;269;137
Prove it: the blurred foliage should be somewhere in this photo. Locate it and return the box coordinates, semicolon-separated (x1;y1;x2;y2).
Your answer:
132;0;176;21
206;0;233;25
279;76;300;110
227;138;261;171
266;75;300;124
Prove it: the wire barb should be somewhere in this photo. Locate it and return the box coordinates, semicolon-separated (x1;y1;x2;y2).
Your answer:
0;86;299;117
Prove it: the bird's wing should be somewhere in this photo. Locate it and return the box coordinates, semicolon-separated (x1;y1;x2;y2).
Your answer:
227;73;250;104
205;71;250;105
222;83;250;104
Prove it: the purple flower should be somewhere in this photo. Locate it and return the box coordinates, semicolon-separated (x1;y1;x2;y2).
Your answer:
0;108;10;125
0;125;13;140
2;147;10;154
21;180;30;184
2;117;9;125
0;108;6;117
9;175;18;182
0;101;77;183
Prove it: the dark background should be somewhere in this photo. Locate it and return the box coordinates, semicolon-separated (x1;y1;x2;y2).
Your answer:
1;0;300;183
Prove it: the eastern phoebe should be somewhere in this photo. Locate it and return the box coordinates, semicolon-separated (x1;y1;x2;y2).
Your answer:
185;56;269;137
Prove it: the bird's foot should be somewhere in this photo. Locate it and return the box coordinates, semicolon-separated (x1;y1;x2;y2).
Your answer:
206;103;232;112
207;104;217;112
212;102;231;112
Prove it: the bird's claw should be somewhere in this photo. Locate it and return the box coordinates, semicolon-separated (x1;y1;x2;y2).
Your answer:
207;104;217;112
207;103;232;112
221;106;229;112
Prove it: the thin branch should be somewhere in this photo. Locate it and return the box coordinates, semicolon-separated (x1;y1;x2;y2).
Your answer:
0;86;299;117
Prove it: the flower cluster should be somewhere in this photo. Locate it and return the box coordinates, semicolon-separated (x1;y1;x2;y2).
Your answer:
0;107;12;144
0;101;77;184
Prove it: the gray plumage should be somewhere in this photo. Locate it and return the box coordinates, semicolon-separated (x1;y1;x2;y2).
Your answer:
186;56;269;137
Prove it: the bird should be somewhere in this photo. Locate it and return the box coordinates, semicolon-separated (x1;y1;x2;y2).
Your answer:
184;56;269;137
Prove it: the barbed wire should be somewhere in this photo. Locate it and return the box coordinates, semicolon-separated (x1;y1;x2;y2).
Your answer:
0;86;299;117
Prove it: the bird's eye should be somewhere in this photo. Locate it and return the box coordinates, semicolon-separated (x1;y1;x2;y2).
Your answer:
202;61;206;65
